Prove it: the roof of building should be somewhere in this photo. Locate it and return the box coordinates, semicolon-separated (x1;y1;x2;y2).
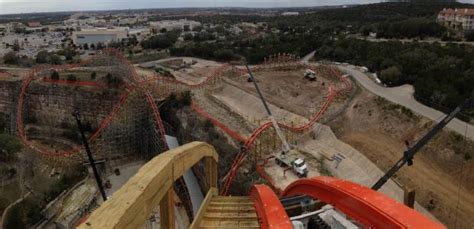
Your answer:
439;8;474;16
27;22;42;27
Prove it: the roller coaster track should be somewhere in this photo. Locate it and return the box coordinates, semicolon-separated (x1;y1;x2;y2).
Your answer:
15;50;351;196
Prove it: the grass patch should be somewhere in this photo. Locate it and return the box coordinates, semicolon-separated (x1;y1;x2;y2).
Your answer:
375;96;417;119
0;180;21;214
317;156;332;177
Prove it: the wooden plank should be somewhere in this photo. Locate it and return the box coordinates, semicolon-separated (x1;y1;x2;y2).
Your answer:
160;189;175;229
189;188;217;229
78;142;219;229
205;157;218;191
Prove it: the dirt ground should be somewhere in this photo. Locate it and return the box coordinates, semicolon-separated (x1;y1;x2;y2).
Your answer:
329;87;474;228
229;69;331;117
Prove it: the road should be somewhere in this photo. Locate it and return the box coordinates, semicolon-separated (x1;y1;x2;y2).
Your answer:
301;50;316;63
339;65;474;141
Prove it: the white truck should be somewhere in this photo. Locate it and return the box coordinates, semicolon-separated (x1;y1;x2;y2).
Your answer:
275;151;308;178
304;69;316;81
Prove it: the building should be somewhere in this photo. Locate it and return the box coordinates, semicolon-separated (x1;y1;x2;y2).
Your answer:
149;19;201;32
438;8;474;31
72;28;128;46
281;12;300;16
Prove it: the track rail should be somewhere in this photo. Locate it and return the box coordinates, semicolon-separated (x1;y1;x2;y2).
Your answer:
15;50;351;196
281;177;445;229
221;64;352;195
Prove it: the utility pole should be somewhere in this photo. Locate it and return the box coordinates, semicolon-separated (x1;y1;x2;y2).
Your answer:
73;111;108;201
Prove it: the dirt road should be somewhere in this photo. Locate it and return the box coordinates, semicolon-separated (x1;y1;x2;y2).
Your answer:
339;65;474;141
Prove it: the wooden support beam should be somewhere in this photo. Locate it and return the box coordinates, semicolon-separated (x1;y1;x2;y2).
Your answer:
205;157;218;191
160;189;175;229
403;186;416;209
78;142;218;229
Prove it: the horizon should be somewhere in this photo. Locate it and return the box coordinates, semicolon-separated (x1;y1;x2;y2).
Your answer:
1;0;472;16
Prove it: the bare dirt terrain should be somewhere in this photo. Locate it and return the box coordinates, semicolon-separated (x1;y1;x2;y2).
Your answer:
329;87;474;228
229;69;331;117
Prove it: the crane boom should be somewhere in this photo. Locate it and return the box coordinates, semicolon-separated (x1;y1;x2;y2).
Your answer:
245;65;291;154
371;100;470;190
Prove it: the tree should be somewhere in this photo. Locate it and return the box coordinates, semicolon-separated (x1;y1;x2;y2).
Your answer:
0;133;22;161
96;42;105;50
35;50;49;63
379;66;402;86
83;43;89;50
213;49;235;61
51;70;59;80
90;43;96;50
67;74;77;81
105;73;113;83
465;30;474;42
183;33;194;41
49;54;62;65
90;71;96;80
12;40;20;52
2;52;19;64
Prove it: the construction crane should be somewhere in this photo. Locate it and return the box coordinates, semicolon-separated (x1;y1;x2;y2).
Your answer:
245;65;308;177
372;99;472;190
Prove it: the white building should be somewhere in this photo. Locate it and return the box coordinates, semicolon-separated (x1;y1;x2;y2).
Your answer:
72;28;128;46
281;12;300;16
438;8;474;31
149;19;201;32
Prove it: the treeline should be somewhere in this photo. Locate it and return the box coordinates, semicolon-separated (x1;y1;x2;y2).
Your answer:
267;1;469;39
170;32;320;63
316;38;474;118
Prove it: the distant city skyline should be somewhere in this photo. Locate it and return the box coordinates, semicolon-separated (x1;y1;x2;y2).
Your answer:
0;0;473;15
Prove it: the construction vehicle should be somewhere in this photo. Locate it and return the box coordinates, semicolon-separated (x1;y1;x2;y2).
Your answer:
276;155;308;177
245;65;309;178
304;69;316;81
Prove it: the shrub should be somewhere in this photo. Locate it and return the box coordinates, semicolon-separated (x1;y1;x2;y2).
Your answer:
67;74;77;81
2;52;19;65
51;70;59;80
0;134;22;161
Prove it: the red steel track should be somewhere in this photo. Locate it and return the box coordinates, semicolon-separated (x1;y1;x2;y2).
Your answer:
16;50;351;196
221;65;352;195
281;177;445;229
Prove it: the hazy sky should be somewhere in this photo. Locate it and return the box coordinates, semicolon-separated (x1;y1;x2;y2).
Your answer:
0;0;473;15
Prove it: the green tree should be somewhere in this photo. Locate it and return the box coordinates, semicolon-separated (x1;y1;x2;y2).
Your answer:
2;52;19;64
49;54;62;65
213;49;235;61
35;50;49;63
51;70;59;80
67;74;77;81
12;40;20;52
379;66;402;86
90;71;96;80
465;30;474;42
96;42;105;50
0;133;22;161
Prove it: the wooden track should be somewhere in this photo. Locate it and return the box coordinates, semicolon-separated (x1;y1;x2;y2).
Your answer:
197;196;259;229
77;141;218;229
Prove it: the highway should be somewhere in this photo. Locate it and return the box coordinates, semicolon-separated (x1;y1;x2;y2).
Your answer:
338;65;474;141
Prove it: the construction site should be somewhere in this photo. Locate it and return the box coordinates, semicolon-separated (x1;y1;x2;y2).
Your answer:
0;49;473;229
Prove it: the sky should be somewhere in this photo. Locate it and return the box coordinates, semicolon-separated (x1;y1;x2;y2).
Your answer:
0;0;473;15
